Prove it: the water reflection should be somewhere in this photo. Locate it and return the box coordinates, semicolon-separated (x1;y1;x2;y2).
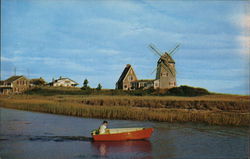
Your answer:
92;140;152;158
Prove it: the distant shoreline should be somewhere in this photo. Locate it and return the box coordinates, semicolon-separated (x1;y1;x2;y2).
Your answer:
0;91;249;126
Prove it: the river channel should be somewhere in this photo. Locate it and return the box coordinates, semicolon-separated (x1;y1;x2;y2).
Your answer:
0;108;248;159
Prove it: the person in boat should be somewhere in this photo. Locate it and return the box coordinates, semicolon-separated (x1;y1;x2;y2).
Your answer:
99;120;109;134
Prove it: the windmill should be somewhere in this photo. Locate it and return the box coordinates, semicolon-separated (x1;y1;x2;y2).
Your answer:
148;43;180;89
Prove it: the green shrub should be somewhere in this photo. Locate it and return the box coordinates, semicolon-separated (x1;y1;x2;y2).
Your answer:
165;85;210;96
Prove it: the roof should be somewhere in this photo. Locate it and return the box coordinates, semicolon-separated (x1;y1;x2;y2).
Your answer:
53;77;78;85
136;79;154;82
117;64;131;83
131;79;154;83
161;53;175;63
4;76;26;83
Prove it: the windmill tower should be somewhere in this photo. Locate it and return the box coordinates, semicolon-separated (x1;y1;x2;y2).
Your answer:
149;43;180;89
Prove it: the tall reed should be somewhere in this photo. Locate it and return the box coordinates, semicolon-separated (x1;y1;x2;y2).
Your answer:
0;96;249;126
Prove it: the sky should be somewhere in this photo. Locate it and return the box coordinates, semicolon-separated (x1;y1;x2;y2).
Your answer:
1;0;249;94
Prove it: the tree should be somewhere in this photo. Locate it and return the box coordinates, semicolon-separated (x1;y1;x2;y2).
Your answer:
30;78;46;86
96;83;102;90
81;78;90;90
83;79;88;87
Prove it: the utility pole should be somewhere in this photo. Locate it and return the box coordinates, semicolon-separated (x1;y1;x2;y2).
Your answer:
27;68;30;78
14;67;16;76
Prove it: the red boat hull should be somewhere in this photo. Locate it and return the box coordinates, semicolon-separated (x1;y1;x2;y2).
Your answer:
92;128;154;141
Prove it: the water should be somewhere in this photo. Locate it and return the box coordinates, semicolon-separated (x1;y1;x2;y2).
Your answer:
0;108;249;159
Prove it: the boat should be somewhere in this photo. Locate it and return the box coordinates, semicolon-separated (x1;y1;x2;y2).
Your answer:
91;127;154;141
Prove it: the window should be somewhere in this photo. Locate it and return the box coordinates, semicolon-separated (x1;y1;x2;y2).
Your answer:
128;76;133;81
124;85;127;88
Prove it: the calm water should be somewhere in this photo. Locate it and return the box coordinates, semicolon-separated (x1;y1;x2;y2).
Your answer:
0;108;249;159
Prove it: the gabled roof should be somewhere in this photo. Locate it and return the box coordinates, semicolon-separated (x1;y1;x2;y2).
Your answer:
53;77;78;85
4;76;27;83
136;79;155;82
117;64;132;83
161;53;175;63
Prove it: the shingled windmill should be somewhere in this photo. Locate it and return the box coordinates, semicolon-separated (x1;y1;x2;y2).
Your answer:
149;43;180;89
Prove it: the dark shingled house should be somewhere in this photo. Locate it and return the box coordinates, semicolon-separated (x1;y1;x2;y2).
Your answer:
116;64;138;90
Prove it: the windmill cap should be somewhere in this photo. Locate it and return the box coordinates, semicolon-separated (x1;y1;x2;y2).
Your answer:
126;64;131;67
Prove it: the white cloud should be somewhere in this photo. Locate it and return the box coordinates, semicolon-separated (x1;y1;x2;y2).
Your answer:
1;56;15;62
237;35;250;55
238;14;250;30
230;11;250;56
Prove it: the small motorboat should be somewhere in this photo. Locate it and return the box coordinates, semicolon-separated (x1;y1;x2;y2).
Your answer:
91;127;154;141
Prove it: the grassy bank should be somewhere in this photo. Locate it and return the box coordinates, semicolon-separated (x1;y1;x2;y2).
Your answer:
25;85;211;96
0;94;249;126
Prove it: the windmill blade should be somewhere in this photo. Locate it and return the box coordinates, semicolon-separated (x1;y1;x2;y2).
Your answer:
148;43;162;57
169;44;180;55
161;62;175;77
150;67;157;75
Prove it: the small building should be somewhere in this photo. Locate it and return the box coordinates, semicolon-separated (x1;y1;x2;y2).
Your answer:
49;77;78;87
153;79;160;89
0;75;30;95
116;64;138;90
131;79;154;90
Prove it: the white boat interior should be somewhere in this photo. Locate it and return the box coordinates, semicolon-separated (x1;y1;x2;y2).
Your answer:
108;128;144;134
92;127;145;135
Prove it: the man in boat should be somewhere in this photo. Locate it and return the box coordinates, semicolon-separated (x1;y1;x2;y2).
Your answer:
99;121;109;134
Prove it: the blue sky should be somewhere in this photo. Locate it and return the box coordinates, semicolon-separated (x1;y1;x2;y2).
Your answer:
1;0;249;94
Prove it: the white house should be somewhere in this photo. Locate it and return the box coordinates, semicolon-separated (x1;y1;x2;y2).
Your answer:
50;77;78;87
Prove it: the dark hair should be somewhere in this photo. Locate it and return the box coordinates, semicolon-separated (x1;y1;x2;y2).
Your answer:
103;120;108;124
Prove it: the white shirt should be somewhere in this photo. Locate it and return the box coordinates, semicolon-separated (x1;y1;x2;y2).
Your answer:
99;124;107;134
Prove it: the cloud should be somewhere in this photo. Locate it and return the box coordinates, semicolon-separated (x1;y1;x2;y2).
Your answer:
1;56;15;62
230;11;250;56
238;14;250;30
2;0;249;94
237;35;250;55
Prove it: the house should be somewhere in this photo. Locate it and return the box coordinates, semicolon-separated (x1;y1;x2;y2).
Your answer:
0;75;30;95
49;77;78;87
116;64;138;90
116;64;155;90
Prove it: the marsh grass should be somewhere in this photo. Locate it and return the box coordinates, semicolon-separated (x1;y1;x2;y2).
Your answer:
0;95;249;126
